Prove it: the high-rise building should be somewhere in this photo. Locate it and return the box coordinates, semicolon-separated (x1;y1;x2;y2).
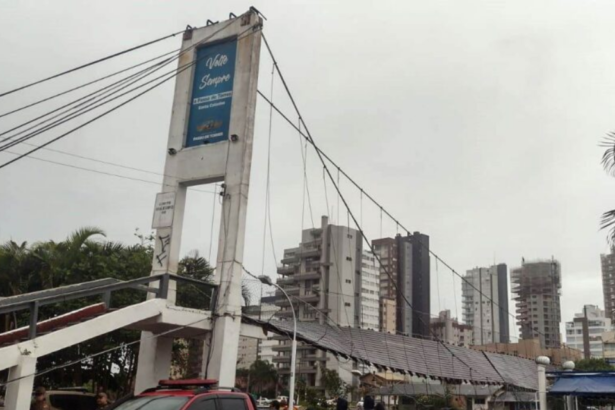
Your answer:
372;238;398;298
601;248;615;321
372;238;398;333
379;296;396;333
462;264;510;344
396;233;430;338
511;259;562;349
372;233;430;338
565;305;613;358
360;250;380;330
274;216;364;388
430;310;474;347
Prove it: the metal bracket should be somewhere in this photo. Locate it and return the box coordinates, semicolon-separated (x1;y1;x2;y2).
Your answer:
183;25;194;41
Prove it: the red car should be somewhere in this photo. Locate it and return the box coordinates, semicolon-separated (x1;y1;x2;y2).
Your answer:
111;379;258;410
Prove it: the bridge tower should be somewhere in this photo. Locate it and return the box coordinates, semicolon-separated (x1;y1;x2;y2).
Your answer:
134;11;262;391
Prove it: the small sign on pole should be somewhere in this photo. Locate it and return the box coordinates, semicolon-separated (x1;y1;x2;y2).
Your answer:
152;192;176;228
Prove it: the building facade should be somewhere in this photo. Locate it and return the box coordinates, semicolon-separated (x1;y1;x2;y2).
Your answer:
274;216;362;388
602;330;615;366
361;250;381;330
396;233;430;338
372;238;398;299
565;305;613;358
462;264;509;345
372;233;430;338
601;249;615;322
511;259;562;349
430;310;474;346
380;296;396;333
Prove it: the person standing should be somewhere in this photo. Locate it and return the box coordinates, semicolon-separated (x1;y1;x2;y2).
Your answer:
30;387;50;410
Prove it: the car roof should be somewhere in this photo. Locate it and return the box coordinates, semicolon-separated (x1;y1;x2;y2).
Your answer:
45;391;94;396
139;390;249;398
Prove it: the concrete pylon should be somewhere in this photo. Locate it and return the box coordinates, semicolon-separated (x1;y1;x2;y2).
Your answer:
5;356;37;410
134;10;262;392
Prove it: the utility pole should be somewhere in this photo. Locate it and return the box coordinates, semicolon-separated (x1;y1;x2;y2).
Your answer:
582;305;590;360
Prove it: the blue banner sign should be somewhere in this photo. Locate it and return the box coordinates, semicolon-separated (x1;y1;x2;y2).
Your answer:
185;39;237;147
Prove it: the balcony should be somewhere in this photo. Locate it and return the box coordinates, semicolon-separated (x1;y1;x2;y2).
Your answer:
277;277;296;286
281;254;299;264
282;287;300;296
299;248;321;258
298;293;320;303
294;272;321;281
277;265;297;275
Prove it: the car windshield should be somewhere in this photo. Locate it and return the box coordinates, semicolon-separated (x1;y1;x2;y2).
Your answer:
113;396;189;410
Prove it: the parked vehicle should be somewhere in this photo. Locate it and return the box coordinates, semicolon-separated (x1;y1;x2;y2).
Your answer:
45;389;98;410
109;379;258;410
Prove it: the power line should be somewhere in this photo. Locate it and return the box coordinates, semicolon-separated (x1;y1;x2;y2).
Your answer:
0;150;215;195
260;33;495;382
0;60;170;150
0;28;187;98
0;48;179;120
0;53;175;145
255;91;541;347
0;22;259;169
1;12;253;152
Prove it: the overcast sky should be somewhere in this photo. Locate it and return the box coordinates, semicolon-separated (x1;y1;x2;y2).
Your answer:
1;0;615;342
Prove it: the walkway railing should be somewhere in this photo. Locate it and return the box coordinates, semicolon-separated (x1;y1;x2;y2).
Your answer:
0;273;217;341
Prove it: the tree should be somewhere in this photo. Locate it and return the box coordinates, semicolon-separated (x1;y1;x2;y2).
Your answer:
320;365;346;398
600;133;615;243
249;360;279;396
574;358;615;371
0;227;219;395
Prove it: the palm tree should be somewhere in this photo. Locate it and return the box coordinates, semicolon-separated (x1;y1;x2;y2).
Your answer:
600;133;615;243
32;227;105;288
0;240;31;296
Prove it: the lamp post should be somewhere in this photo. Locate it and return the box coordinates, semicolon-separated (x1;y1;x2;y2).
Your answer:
259;275;297;410
536;356;550;410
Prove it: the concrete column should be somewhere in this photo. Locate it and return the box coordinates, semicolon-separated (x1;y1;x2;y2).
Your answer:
5;356;37;410
134;335;173;393
201;14;262;388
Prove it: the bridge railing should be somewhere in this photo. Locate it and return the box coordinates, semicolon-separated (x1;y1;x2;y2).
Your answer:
0;273;217;341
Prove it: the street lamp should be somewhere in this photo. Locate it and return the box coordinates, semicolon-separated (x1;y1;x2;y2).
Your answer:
259;275;297;410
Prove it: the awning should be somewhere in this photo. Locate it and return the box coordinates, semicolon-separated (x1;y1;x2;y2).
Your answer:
549;374;615;396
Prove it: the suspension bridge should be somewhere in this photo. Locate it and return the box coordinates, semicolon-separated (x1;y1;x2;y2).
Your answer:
0;9;559;409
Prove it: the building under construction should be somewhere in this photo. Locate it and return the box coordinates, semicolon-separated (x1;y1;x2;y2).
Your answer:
511;259;562;349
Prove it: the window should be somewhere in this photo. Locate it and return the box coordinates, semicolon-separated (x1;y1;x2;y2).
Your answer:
189;399;218;410
345;302;351;307
50;395;97;409
346;279;351;284
219;397;249;410
346;256;352;261
113;396;190;410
